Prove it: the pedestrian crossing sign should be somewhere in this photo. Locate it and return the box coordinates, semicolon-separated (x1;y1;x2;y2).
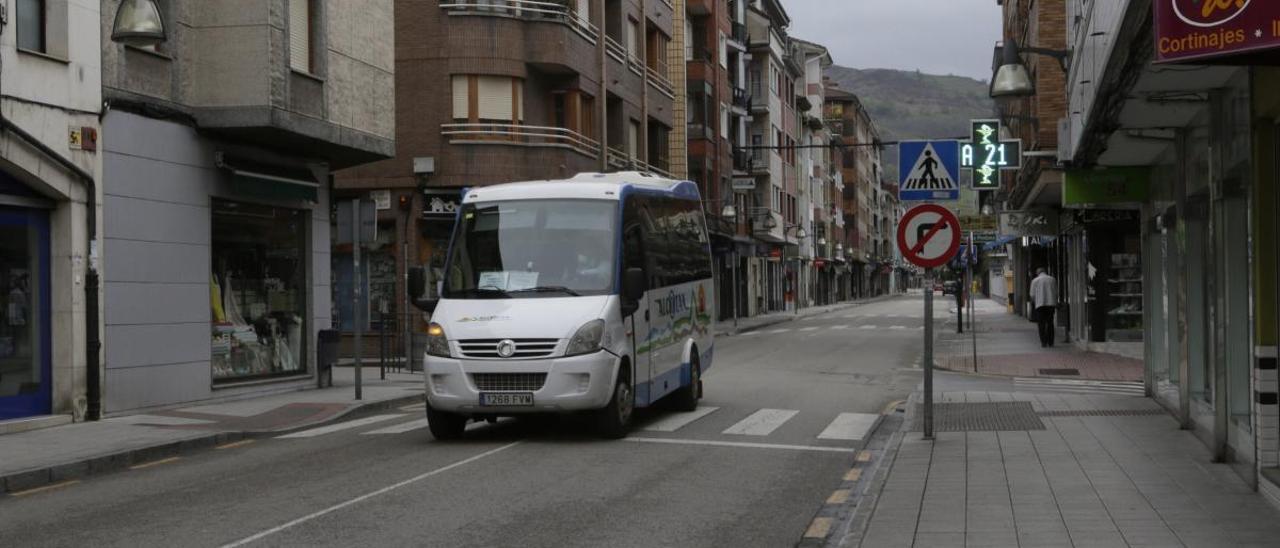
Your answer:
898;140;960;201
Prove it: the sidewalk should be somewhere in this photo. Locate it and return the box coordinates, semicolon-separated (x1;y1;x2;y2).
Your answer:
715;292;907;337
0;366;423;494
936;299;1143;382
845;390;1280;548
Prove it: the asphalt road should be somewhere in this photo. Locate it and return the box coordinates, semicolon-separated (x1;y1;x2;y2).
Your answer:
0;296;931;548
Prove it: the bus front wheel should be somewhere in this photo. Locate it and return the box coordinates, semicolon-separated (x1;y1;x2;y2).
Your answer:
427;403;467;440
595;372;633;439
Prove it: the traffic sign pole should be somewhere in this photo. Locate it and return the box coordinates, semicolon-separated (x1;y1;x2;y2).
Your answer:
923;268;934;441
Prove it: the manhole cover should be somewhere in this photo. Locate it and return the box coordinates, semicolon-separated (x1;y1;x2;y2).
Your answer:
1039;368;1080;376
911;402;1045;432
1037;409;1166;417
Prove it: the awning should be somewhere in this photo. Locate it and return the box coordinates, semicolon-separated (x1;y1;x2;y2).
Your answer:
217;152;320;202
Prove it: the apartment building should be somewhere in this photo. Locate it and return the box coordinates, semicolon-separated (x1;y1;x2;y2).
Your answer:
793;38;834;306
0;0;103;421
98;0;395;412
334;0;682;349
825;86;881;299
744;0;801;314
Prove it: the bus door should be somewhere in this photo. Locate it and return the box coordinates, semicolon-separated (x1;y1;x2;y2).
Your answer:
621;201;654;405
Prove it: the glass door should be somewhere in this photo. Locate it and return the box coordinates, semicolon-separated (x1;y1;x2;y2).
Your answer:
0;207;50;419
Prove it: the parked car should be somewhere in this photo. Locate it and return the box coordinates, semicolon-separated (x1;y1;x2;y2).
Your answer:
941;280;959;296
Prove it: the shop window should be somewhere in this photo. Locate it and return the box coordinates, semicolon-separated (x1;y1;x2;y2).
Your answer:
211;200;308;382
0;208;49;419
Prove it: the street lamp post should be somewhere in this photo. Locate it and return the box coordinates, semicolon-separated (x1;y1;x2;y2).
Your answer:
783;224;808;315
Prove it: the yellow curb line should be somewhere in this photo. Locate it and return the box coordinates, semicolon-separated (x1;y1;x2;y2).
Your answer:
844;468;862;482
804;517;833;538
215;439;255;450
881;399;905;415
130;456;181;470
856;450;872;463
827;489;851;504
10;480;80;497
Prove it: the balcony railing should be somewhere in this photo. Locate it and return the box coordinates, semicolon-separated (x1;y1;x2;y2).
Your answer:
646;65;675;99
731;22;748;45
605;35;627;63
606;147;673;178
440;0;600;44
732;147;752;172
732;86;750;110
750;149;769;174
442;123;600;158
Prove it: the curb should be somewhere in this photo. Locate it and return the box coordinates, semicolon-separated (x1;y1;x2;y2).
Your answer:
0;393;425;496
796;399;904;547
827;398;913;548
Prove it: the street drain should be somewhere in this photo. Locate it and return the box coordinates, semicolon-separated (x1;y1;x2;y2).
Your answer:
1039;368;1080;376
910;402;1045;432
1037;409;1167;417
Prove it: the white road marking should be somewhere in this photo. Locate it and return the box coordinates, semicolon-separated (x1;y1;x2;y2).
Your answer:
800;327;820;332
722;408;799;436
830;325;850;330
624;437;855;453
218;442;522;548
641;406;721;432
859;325;877;330
889;326;906;330
767;328;791;334
276;414;406;439
817;413;880;441
363;418;432;435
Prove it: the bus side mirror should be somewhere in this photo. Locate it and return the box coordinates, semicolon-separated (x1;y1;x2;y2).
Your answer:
622;267;646;303
408;266;439;313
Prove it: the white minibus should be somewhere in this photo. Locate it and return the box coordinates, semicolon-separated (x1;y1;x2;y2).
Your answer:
409;172;716;439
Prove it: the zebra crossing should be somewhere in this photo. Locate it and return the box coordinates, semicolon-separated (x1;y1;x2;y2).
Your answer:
742;324;926;336
1013;377;1145;396
273;406;882;446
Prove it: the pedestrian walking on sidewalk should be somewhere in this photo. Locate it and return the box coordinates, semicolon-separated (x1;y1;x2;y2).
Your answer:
1030;268;1057;347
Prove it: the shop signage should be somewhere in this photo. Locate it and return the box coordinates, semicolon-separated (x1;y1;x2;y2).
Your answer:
999;210;1059;236
1063;167;1150;206
732;177;756;191
959;215;998;232
422;188;465;221
1155;1;1280;63
371;190;392;210
961;120;1022;190
1079;209;1140;224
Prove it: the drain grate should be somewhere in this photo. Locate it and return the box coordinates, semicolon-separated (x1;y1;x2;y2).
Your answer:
1038;368;1080;376
1037;409;1167;417
911;402;1045;432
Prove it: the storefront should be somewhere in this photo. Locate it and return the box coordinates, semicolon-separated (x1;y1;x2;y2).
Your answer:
210;200;309;382
0;204;50;419
102;111;332;413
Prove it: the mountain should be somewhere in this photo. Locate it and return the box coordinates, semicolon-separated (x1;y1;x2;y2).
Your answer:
824;66;995;181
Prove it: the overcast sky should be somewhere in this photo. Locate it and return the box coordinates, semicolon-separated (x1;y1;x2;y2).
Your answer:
781;0;1002;81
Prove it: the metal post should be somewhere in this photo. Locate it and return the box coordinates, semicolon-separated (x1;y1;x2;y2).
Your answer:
923;268;934;440
352;199;363;400
403;204;413;373
379;311;387;380
968;234;978;373
731;250;739;328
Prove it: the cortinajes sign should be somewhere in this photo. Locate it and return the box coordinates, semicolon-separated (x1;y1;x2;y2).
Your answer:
1156;0;1280;63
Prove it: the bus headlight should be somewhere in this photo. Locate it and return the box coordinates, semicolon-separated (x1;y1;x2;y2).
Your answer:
426;323;451;357
566;319;607;356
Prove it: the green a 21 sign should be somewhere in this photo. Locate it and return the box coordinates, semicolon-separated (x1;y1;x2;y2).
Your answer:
961;119;1022;190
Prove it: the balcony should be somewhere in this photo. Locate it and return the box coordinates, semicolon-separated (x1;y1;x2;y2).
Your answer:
442;123;600;157
731;86;750;111
646;64;675;99
440;0;599;44
749;150;769;174
606;147;673;178
730;23;748;47
732;147;752;173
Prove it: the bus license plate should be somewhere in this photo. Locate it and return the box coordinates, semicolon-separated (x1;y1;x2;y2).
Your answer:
480;393;534;407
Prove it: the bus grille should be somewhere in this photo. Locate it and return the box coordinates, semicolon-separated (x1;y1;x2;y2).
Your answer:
471;373;548;392
457;338;559;359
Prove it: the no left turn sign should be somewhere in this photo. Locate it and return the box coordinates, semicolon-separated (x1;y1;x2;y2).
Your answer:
897;204;962;269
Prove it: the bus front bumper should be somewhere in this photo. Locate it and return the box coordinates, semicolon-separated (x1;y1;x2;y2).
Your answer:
424;351;620;415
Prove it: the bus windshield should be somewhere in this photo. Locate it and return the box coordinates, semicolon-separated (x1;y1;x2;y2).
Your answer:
443;199;618;298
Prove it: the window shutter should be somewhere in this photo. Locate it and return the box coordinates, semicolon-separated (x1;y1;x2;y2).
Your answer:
628;121;639;159
575;0;589;23
289;0;311;72
476;76;514;121
451;76;469;120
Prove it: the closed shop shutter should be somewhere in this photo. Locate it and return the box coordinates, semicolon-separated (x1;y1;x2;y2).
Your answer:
477;76;513;121
289;0;311;72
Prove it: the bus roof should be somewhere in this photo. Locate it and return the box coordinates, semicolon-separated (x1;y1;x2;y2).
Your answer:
462;172;701;203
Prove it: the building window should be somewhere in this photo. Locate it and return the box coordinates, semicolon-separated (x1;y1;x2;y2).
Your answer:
626;18;640;58
720;104;729;139
451;75;524;123
718;33;728;67
211;200;308;382
16;0;46;53
628;119;641;159
289;0;316;73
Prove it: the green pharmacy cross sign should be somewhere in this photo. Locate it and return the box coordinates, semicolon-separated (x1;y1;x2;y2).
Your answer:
961;119;1022;190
